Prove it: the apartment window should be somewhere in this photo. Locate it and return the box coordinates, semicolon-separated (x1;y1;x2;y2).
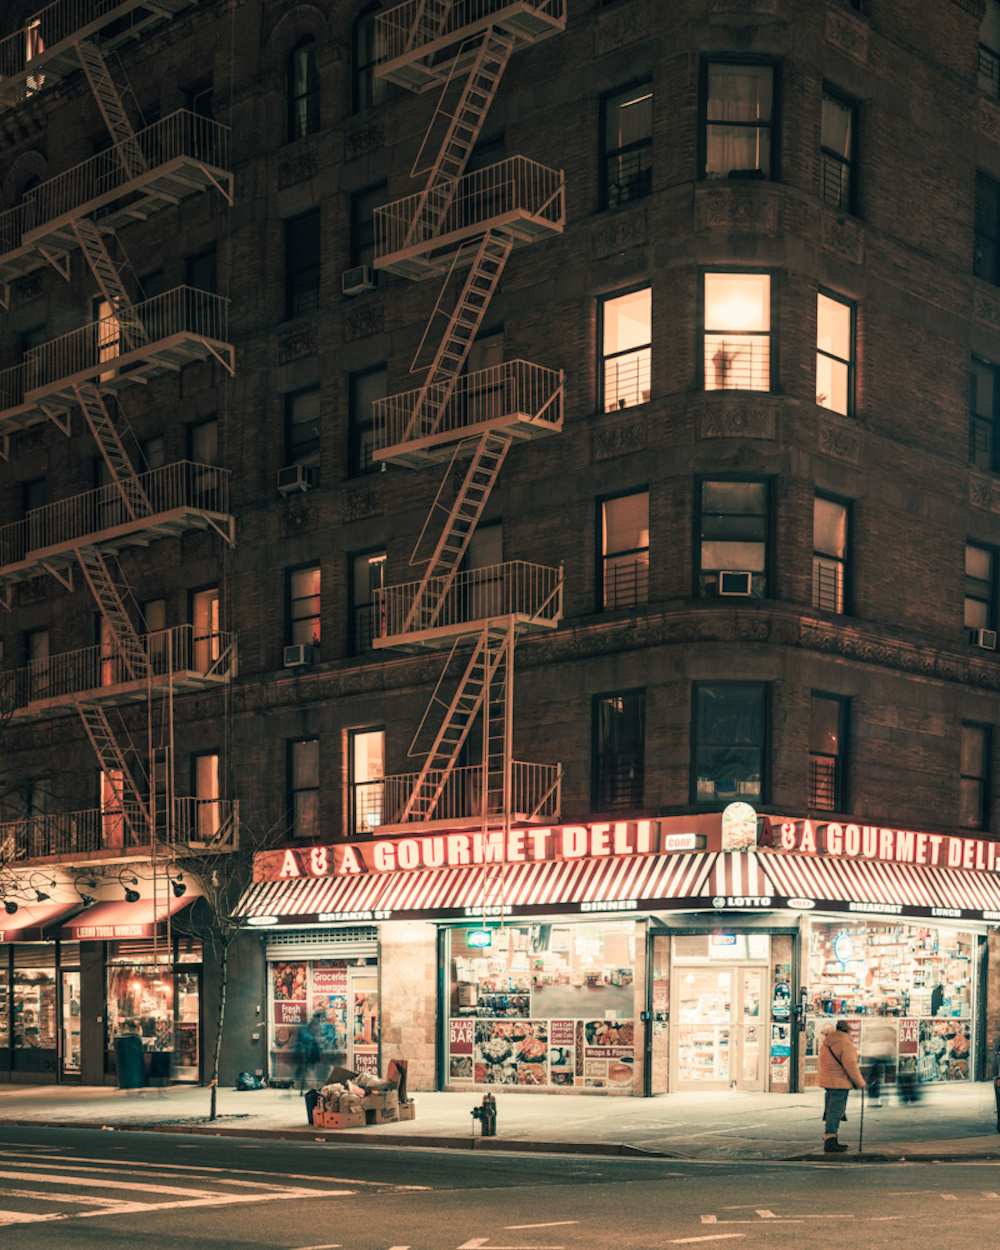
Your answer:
965;542;995;630
351;550;386;654
703;272;772;391
288;564;321;649
976;171;1000;286
288;738;320;839
349;365;386;476
600;491;649;610
692;682;767;804
980;2;1000;99
191;586;220;672
192;751;221;843
144;598;167;672
350;181;385;269
185;80;213;120
285;208;320;318
188;417;218;465
813;494;849;614
816;292;853;416
350;727;385;834
698;479;769;598
601;287;651;412
821;90;855;213
602;82;652;209
703;61;775;180
100;767;126;849
288;39;319;141
809;693;848;812
143;435;165;471
23;627;49;701
960;722;991;830
285;386;321;466
353;4;387;113
186;248;217;294
93;296;119;381
593;691;645;811
971;356;1000;471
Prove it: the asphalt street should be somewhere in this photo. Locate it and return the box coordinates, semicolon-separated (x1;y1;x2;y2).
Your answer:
0;1126;998;1249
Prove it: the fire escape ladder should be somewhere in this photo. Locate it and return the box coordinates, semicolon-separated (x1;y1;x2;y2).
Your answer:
404;229;514;443
74;41;148;182
407;0;455;53
76;701;148;832
75;546;150;683
403;428;513;634
69;219;147;352
74;383;152;519
483;618;514;816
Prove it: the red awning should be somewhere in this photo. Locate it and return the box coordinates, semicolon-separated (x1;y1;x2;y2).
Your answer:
62;895;193;941
0;900;80;943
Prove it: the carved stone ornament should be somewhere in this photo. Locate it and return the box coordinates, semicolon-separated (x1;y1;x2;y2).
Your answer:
343;302;385;342
591;211;647;259
278;324;317;364
343;483;384;523
278;149;317;189
818;421;861;465
344;123;384;162
698;397;776;440
970;477;1000;515
825;5;869;64
14;272;42;305
18;577;50;606
695;186;781;234
711;0;779;13
821;214;865;265
980;98;1000;148
280;504;314;538
592;418;646;461
594;0;649;56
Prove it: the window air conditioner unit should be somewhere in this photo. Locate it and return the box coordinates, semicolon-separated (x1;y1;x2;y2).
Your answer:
276;464;317;496
283;644;315;668
342;265;378;297
718;570;753;597
967;628;998;651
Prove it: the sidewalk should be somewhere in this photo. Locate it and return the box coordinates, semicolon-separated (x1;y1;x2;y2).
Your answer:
1;1080;999;1162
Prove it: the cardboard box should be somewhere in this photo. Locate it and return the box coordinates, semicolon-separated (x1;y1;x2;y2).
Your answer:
361;1090;398;1112
366;1105;398;1125
325;1065;359;1087
397;1101;416;1121
325;1110;365;1129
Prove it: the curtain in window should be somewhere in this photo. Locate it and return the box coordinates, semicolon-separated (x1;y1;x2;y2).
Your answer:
706;65;772;177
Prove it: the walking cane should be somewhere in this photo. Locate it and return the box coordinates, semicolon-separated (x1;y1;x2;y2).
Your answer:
858;1083;865;1154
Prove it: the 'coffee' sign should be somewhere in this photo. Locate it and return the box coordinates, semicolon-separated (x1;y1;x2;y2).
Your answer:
775;820;1000;873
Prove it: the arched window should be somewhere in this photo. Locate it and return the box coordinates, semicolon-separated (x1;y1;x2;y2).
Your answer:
353;4;386;113
288;38;319;141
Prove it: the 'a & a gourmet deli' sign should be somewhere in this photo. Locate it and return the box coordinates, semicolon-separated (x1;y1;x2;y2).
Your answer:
773;819;1000;872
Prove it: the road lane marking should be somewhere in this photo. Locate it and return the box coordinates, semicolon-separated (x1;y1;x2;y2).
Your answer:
288;1244;342;1249
984;1192;1000;1198
669;1238;746;1245
941;1194;957;1200
0;1189;129;1207
0;1212;66;1226
505;1224;579;1230
458;1242;565;1249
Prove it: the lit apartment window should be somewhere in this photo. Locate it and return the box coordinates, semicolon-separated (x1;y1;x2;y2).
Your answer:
601;287;651;412
288;39;319;141
593;691;645;811
349;364;386;476
692;682;767;804
816;292;853;416
965;541;996;631
93;296;119;382
971;356;1000;471
191;586;220;672
809;693;848;812
703;61;775;180
602;82;652;208
288;738;320;838
812;494;849;614
353;4;387;113
285;208;320;318
351;181;385;268
192;751;221;843
285;386;321;467
698;479;769;598
821;90;856;213
99;767;125;849
975;171;1000;286
350;727;385;834
288;564;321;649
980;1;1000;99
704;273;771;391
351;550;386;654
600;491;649;609
960;722;991;830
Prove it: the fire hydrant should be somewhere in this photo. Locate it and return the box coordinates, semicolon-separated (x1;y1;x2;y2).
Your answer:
471;1092;497;1136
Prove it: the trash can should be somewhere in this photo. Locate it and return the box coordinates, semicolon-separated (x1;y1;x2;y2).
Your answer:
114;1034;147;1090
147;1050;172;1086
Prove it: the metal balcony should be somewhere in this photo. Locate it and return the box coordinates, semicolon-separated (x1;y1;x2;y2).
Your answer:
0;287;232;435
0;111;231;288
374;359;562;466
0;0;200;111
374;559;562;649
374;156;563;279
0;460;232;590
1;624;236;719
0;796;239;865
374;0;565;93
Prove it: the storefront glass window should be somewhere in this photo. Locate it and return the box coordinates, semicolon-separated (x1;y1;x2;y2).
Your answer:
673;933;770;961
0;966;8;1047
446;922;637;1091
268;958;380;1084
806;921;975;1084
13;967;56;1049
107;966;176;1052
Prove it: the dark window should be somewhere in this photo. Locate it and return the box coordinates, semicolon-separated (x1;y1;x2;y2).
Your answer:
981;2;1000;99
353;4;387;113
703;61;775;180
185;249;217;294
960;722;991;830
22;476;46;514
143;435;165;471
703;272;772;392
349;727;384;834
285;209;321;318
821;90;855;213
976;171;1000;286
971;356;1000;471
602;82;652;209
600;287;651;412
816;291;853;416
184;80;214;121
285;385;321;466
593;691;645;811
809;693;848;812
600;490;649;610
351;550;386;654
288;39;320;141
966;541;995;631
187;417;218;465
692;682;767;804
287;564;320;649
813;494;849;614
698;479;769;598
349;364;386;476
287;738;320;839
350;181;385;268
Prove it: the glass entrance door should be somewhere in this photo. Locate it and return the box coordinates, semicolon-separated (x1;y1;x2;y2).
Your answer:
672;963;768;1091
60;971;81;1080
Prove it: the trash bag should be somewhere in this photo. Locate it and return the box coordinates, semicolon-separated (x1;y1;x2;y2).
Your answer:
304;1088;320;1124
236;1072;264;1091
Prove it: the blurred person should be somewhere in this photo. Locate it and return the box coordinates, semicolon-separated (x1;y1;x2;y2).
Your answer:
862;1022;895;1107
294;1015;322;1093
819;1019;866;1152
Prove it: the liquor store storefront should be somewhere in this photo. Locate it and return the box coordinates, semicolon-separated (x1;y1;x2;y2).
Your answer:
240;816;1000;1096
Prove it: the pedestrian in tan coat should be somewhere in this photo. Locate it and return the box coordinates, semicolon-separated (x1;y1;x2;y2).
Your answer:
819;1020;866;1152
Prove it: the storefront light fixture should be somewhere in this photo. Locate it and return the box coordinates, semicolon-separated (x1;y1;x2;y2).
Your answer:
80;894;95;907
170;877;187;898
124;887;140;903
34;890;50;902
3;899;17;915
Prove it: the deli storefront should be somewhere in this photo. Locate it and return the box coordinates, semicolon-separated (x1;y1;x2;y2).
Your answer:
239;814;1000;1095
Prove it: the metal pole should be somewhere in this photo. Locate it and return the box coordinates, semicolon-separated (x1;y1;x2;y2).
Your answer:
858;1084;865;1153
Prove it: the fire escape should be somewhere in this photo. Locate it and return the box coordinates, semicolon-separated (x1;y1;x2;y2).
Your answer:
0;0;238;863
369;0;566;833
